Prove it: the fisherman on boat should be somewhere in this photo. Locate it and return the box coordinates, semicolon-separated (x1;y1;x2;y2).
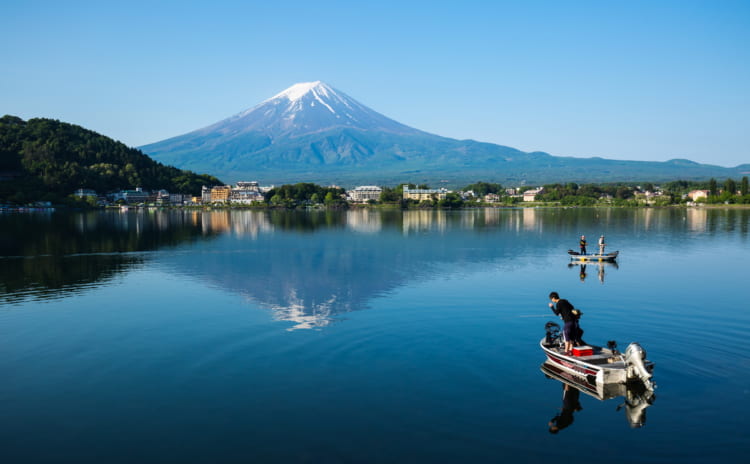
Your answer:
598;235;606;255
579;235;587;255
548;292;582;353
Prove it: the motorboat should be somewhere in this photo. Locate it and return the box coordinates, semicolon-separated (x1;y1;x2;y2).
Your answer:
567;249;619;262
541;361;656;428
541;322;654;391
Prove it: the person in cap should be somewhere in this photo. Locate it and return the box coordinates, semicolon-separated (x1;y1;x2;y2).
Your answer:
598;235;606;255
548;292;581;353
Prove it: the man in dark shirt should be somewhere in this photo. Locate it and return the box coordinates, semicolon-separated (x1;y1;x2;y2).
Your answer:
549;291;578;353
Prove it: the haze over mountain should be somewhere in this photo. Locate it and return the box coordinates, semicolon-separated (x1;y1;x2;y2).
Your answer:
141;82;749;186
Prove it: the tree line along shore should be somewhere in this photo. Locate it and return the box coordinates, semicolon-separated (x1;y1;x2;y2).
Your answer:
24;178;748;211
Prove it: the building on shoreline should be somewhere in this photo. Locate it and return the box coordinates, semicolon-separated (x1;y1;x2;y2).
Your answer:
402;186;448;201
523;187;544;202
349;186;383;203
199;181;270;204
688;190;710;201
230;181;265;204
111;187;150;204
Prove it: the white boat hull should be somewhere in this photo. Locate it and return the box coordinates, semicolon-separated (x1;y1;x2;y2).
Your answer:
568;250;619;262
540;337;652;388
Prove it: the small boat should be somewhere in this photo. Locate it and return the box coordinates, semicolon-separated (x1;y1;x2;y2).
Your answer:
541;361;656;428
541;322;654;390
567;249;619;262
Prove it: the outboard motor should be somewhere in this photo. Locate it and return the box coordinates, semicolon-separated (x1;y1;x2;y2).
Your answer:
624;343;654;390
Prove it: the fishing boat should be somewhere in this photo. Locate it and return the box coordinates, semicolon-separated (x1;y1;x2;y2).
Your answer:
567;249;619;262
541;361;656;428
541;322;654;390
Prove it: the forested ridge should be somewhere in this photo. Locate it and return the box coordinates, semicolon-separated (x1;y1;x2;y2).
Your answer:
0;115;221;204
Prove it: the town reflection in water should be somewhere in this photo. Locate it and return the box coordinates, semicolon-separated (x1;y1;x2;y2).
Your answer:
2;207;748;329
542;362;656;431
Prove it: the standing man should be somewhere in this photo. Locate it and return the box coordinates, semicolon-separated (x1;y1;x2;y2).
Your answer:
579;235;587;255
598;235;606;255
549;292;578;354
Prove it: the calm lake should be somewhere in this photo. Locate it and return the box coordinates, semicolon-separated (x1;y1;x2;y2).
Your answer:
1;208;748;463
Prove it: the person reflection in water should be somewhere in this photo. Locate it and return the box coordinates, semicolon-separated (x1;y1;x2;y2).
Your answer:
598;264;605;284
548;383;582;434
579;264;587;282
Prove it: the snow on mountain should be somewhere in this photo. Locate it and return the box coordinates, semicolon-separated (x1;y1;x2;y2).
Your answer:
195;81;423;139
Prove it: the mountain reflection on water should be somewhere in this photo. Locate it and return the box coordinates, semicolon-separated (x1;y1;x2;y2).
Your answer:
2;207;748;329
158;208;571;329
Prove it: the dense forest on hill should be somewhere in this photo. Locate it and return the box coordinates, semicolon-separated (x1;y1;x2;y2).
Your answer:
0;115;222;204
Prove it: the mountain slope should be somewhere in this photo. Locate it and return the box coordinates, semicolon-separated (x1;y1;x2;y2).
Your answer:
140;82;749;186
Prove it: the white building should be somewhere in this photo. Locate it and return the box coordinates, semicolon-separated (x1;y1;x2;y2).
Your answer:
402;186;449;201
230;181;265;204
688;190;710;201
111;187;150;204
523;187;544;202
230;189;264;204
349;186;383;203
201;186;212;204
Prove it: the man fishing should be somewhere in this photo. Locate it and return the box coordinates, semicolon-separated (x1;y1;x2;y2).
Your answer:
548;292;582;353
579;235;587;255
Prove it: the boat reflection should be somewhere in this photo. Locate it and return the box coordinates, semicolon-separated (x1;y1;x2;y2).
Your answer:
568;261;619;284
542;361;656;430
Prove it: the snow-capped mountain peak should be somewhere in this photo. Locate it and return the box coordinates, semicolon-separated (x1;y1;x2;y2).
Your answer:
268;81;328;103
203;81;422;138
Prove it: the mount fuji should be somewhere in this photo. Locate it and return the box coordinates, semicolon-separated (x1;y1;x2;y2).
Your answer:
140;81;747;186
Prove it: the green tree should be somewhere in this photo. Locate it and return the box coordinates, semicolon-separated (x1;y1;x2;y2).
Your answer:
379;186;401;202
741;176;749;196
0;115;222;204
708;178;717;196
724;178;737;196
437;192;464;208
462;181;502;196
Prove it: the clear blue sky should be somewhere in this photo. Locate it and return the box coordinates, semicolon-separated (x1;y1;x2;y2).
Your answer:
2;0;748;166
